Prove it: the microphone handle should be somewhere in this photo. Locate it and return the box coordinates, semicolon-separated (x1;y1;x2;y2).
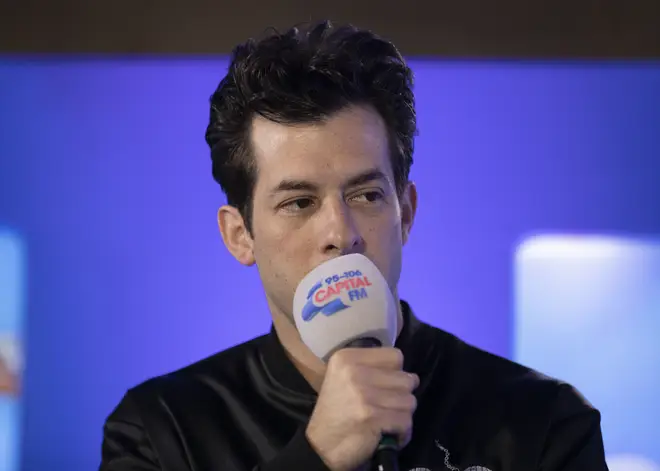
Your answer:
344;338;400;471
374;434;399;471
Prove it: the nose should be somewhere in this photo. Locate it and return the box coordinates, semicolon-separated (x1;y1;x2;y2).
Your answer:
319;198;365;256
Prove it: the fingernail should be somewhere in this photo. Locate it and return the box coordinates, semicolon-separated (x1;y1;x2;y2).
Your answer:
411;373;420;386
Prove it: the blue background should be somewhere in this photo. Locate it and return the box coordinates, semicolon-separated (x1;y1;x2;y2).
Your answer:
0;58;659;470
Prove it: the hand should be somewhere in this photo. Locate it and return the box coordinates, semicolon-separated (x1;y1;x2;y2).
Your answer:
305;347;419;471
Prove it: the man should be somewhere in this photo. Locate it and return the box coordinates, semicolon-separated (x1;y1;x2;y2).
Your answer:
99;21;609;471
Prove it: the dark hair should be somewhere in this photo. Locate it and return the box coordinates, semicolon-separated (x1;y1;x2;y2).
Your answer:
205;20;416;232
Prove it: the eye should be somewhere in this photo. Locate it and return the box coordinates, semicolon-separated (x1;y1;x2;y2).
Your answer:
351;191;384;204
281;197;315;212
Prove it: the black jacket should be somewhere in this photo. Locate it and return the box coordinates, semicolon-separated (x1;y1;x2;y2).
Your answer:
99;302;609;471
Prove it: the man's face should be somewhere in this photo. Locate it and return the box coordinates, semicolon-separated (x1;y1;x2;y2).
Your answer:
222;105;416;322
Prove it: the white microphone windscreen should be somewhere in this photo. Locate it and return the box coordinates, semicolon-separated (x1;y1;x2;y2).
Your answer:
293;254;397;362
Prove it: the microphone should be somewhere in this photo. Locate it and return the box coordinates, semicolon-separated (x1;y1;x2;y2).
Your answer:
293;253;400;471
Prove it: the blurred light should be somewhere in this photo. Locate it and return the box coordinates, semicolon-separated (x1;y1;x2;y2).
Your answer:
516;234;644;260
0;229;24;471
514;234;660;465
608;454;660;471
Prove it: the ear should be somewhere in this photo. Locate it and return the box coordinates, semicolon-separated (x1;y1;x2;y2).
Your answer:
217;205;255;266
399;181;418;246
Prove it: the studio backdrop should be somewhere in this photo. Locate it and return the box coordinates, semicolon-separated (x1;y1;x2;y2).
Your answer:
0;56;659;470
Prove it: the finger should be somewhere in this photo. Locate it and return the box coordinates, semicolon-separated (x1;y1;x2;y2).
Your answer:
375;410;413;447
359;367;419;392
338;347;404;370
370;390;417;413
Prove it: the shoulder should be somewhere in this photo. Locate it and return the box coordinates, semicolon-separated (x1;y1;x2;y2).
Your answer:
417;321;598;420
109;333;269;421
100;334;270;468
410;318;607;467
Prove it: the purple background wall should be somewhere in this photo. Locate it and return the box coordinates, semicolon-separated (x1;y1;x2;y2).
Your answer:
0;58;659;470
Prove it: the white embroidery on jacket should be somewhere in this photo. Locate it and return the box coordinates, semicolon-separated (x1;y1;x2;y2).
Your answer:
434;440;493;471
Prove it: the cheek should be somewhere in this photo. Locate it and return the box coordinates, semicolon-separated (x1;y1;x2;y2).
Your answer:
252;218;314;276
363;210;403;245
362;218;403;277
251;206;290;250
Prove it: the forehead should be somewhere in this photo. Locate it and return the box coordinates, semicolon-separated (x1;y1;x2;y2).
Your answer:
249;105;392;187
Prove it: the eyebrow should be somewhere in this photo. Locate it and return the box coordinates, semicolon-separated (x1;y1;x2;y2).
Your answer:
345;169;389;188
270;169;389;195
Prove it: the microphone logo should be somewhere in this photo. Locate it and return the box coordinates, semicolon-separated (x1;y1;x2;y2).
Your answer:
301;270;373;322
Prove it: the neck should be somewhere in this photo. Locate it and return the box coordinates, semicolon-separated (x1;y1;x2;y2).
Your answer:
269;298;405;393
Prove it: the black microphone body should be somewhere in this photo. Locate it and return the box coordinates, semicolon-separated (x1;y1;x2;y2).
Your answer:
345;338;400;471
